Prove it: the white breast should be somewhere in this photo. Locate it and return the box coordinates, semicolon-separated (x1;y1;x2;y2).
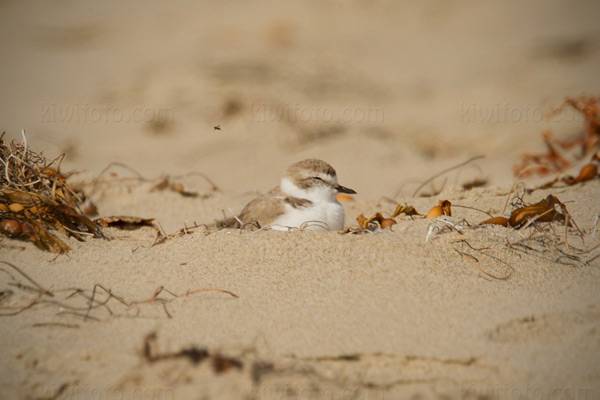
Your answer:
270;200;345;231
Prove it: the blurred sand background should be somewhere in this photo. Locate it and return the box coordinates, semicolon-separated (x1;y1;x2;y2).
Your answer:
1;0;600;399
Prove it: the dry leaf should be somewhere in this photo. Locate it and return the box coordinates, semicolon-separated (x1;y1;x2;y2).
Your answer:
356;214;369;229
562;162;598;185
508;195;568;228
479;216;510;227
391;204;421;218
425;200;452;219
357;212;383;228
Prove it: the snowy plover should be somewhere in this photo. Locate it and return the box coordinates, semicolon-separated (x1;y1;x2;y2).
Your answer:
223;159;355;231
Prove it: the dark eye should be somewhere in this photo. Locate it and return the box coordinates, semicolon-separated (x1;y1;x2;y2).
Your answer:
312;177;324;182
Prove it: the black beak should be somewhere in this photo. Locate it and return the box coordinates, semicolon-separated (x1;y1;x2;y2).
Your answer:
335;184;356;194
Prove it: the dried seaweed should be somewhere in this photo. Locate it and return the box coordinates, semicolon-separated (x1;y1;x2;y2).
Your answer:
480;194;579;231
514;95;600;177
0;132;103;252
143;332;209;365
95;216;156;230
151;176;213;198
142;332;243;373
425;200;452;219
356;212;396;230
391;204;421;218
533;152;599;190
355;199;452;230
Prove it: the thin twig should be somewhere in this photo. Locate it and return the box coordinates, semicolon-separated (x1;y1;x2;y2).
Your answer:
455;250;510;280
32;322;80;328
413;155;485;197
0;261;53;296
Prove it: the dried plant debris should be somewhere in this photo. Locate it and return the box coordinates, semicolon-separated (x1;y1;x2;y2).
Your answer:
478;216;510;227
153;221;211;245
357;212;396;230
89;163;219;198
425;200;452;219
212;354;245;374
136;339;494;395
514;94;600;177
452;240;514;280
553;95;600;154
480;194;578;229
535;152;599;190
0;145;221;251
391;204;422;218
154;212;264;245
412;155;485;197
143;332;209;365
356;200;451;231
560;154;599;184
509;195;574;228
0;261;238;320
0;133;103;253
95;216;156;230
143;332;243;374
151;176;212;199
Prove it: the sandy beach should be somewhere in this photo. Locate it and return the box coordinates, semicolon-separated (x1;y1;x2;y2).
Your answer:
1;1;600;399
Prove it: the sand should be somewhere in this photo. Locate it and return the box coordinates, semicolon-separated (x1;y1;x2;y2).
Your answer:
1;0;600;399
